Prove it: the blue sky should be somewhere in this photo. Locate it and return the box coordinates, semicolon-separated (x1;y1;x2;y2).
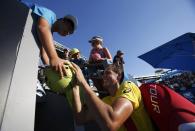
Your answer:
25;0;195;77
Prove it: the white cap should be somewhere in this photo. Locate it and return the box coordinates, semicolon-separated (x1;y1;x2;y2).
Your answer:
64;15;78;31
89;36;103;43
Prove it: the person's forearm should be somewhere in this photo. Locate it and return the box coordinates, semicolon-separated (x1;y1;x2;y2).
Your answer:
40;47;49;65
72;86;82;113
104;48;112;60
72;85;84;124
42;40;58;60
72;85;95;125
80;81;114;130
37;26;58;60
105;54;112;60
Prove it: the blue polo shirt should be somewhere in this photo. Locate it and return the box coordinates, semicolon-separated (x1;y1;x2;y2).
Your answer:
19;0;56;26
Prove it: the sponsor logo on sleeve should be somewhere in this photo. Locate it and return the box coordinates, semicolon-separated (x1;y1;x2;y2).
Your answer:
123;88;131;93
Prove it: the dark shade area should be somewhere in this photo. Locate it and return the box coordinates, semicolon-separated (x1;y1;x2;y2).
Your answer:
35;91;75;131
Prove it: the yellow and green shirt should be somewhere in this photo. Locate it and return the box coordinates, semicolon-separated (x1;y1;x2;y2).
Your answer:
102;81;154;131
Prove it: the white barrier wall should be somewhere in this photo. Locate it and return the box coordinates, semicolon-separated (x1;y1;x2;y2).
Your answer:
0;0;39;131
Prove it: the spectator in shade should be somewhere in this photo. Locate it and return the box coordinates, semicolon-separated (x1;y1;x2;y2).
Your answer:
113;50;125;69
70;48;88;78
63;48;70;60
70;48;86;69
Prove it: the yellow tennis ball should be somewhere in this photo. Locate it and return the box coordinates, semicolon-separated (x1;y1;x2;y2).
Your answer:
44;64;73;93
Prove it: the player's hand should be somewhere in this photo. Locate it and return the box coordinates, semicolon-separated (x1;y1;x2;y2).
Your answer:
70;62;87;86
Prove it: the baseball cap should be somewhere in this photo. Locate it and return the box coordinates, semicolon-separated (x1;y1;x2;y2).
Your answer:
70;48;80;57
117;50;124;55
64;15;78;32
89;36;103;43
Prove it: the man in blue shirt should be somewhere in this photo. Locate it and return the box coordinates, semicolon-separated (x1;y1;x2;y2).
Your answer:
20;1;78;78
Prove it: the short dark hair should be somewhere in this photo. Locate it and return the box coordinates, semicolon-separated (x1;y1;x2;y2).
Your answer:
105;64;124;83
63;48;68;52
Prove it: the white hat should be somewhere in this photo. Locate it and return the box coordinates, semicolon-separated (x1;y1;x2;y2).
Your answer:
64;15;78;31
89;36;103;43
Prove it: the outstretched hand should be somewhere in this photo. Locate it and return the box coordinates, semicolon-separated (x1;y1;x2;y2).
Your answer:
70;62;87;87
50;58;69;78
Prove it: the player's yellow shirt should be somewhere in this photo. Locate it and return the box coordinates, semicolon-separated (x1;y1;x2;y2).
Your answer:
102;81;154;131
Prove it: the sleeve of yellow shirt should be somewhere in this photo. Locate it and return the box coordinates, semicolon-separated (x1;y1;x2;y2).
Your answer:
117;81;141;110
